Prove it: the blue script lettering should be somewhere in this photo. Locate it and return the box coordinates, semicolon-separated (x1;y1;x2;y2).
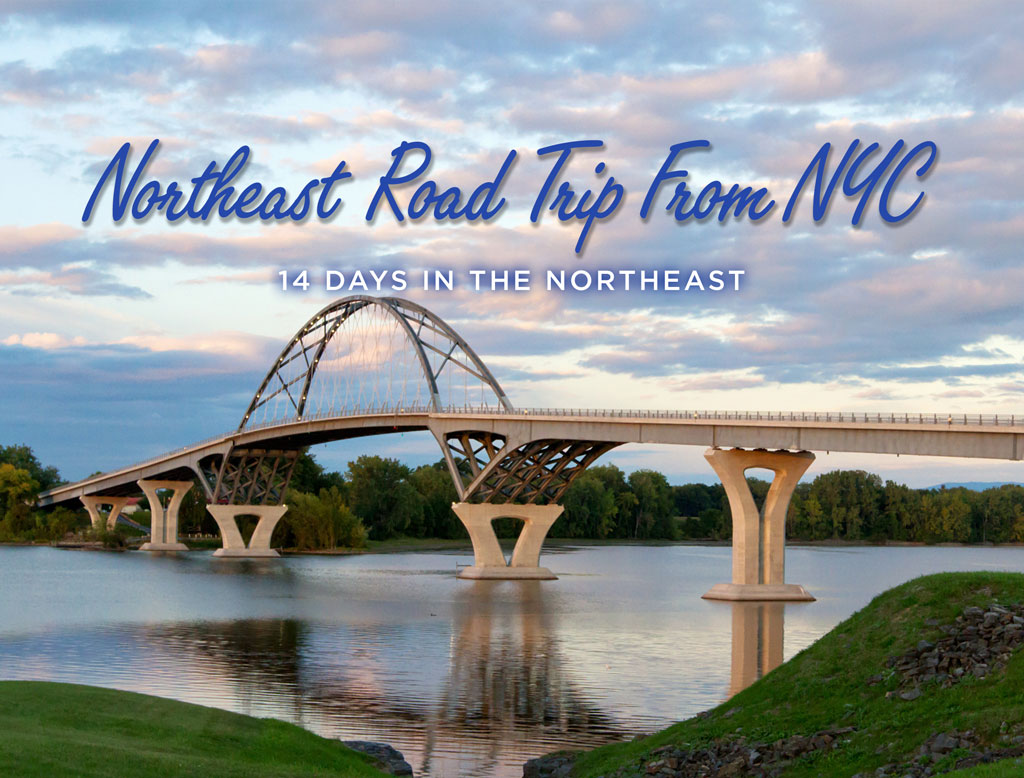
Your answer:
879;141;938;222
82;139;353;223
366;141;515;222
641;141;775;223
783;139;937;225
531;140;625;254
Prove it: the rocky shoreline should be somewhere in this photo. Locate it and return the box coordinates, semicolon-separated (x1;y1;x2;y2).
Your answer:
524;727;857;778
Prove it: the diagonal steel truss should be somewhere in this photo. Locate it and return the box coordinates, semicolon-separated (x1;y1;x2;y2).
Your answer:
197;449;299;506
441;431;620;504
191;432;617;509
240;296;513;429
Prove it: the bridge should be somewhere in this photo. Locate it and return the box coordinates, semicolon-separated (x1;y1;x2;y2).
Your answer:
37;295;1024;601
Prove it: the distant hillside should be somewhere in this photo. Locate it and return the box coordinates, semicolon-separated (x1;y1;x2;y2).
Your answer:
927;481;1024;491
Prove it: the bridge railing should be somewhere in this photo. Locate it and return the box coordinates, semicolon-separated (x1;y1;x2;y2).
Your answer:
206;406;1024;442
45;405;1023;497
514;409;1023;426
53;404;480;491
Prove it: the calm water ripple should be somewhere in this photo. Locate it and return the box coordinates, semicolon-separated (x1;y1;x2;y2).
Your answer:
1;543;1022;777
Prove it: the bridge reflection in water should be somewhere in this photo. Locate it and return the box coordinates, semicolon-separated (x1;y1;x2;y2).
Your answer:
129;583;626;778
724;602;786;698
427;581;622;776
131;593;785;776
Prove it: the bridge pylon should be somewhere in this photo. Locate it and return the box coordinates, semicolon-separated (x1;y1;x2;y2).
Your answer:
80;495;131;532
207;505;288;558
701;447;816;602
137;479;191;552
453;503;561;580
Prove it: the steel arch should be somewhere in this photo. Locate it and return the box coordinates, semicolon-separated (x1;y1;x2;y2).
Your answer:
240;295;513;429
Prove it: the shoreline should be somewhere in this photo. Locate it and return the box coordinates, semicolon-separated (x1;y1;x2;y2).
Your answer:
5;574;1024;777
5;537;1024;555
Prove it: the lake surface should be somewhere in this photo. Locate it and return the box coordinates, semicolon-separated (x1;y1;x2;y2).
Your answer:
1;543;1022;777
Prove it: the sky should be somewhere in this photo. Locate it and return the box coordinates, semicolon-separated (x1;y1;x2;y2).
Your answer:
1;1;1022;487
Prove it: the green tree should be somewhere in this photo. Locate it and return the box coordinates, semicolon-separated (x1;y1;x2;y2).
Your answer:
920;490;971;543
283;486;366;549
674;482;726;539
178;480;215;535
676;503;725;539
409;463;462;538
290;451;346;495
346;455;422;539
560;471;617;538
586;464;636;537
673;483;724;518
37;506;83;542
801;494;827;540
628;469;677;539
971;485;1024;543
807;470;883;540
0;445;61;491
0;464;37;513
0;464;39;536
881;481;921;541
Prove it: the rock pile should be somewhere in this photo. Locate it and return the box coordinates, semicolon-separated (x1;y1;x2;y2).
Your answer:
887;602;1024;690
523;753;576;778
341;741;414;776
524;727;856;778
854;730;1024;777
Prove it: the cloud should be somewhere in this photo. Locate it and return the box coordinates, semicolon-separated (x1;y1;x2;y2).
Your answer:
1;0;1022;484
2;332;87;349
0;266;151;298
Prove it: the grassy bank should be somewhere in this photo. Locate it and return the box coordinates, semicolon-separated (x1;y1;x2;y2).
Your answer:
572;572;1024;777
0;682;389;778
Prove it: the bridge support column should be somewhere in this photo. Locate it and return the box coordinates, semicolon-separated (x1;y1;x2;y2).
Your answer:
702;447;816;602
207;505;287;558
80;495;130;532
138;480;191;552
453;503;561;580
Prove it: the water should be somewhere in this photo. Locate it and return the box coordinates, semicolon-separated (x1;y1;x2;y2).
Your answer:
1;543;1022;777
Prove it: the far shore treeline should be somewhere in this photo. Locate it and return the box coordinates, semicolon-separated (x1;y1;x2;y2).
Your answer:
2;443;1024;549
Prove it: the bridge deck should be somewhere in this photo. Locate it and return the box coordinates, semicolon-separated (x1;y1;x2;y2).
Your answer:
37;407;1024;507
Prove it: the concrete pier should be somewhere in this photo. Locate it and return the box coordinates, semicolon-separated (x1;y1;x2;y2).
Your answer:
452;502;561;579
207;505;287;558
702;447;815;602
138;479;191;552
80;495;131;532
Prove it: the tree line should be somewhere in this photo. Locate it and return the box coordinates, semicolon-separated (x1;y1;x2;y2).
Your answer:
673;470;1024;544
0;444;79;542
3;443;1024;548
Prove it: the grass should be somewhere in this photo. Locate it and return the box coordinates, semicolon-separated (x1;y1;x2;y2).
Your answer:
0;681;390;778
948;761;1024;777
572;572;1024;777
7;574;1024;777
